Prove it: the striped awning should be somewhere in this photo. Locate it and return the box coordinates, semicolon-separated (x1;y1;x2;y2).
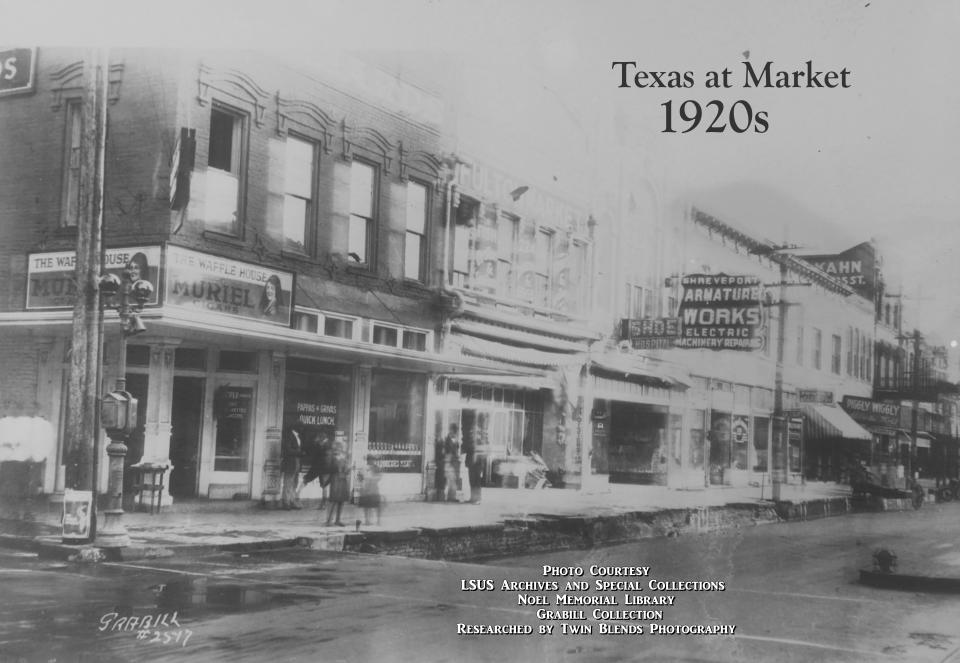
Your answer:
449;333;583;369
802;404;872;441
897;430;935;449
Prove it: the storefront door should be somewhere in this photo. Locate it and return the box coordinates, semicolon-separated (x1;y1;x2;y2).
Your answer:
170;376;205;498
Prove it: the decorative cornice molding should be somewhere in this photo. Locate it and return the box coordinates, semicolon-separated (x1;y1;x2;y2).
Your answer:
49;60;125;110
197;64;268;126
275;94;334;152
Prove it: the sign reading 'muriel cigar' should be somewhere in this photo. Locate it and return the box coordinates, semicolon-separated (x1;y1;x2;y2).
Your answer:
675;274;765;351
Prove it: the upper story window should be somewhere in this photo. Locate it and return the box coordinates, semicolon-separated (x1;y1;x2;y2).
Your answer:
813;328;823;370
796;325;805;366
497;215;518;296
206;106;245;236
405;181;428;281
831;334;842;374
61;100;83;227
349;160;376;265
452;225;470;287
283;135;315;253
534;229;553;307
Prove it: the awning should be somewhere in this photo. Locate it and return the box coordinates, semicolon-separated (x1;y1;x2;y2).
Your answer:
449;333;584;369
898;430;935;449
589;354;690;390
450;319;586;352
802;404;872;441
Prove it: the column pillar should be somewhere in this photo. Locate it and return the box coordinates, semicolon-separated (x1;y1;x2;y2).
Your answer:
138;342;177;506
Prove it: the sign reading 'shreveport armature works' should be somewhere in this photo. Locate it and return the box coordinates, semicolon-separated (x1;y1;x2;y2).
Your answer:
675;274;764;350
164;245;294;327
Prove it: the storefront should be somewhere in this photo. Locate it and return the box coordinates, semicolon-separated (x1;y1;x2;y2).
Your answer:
587;355;687;487
438;379;547;489
802;402;873;482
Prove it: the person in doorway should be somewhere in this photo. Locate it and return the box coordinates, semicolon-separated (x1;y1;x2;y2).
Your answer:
325;437;350;526
280;426;303;509
357;454;383;526
443;424;461;502
461;426;482;504
303;431;333;508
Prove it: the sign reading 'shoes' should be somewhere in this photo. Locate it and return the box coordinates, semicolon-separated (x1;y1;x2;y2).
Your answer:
0;48;36;97
164;246;293;326
676;274;764;351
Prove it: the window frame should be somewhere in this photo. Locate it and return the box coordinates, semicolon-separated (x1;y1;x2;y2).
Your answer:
831;334;842;375
812;327;823;370
348;158;378;267
60;99;83;228
292;307;361;342
281;133;317;255
205;103;249;238
404;179;429;281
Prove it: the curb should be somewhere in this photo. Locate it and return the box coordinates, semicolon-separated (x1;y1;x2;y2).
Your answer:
2;495;863;564
859;569;960;593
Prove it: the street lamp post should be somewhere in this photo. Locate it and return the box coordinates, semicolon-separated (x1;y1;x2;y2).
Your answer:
93;266;153;549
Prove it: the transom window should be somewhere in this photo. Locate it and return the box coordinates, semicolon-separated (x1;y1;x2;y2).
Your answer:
292;308;359;341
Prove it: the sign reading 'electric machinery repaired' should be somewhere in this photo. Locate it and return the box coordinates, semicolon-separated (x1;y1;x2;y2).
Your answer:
676;274;765;350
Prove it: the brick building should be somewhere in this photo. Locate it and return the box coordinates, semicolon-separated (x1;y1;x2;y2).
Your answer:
0;48;519;506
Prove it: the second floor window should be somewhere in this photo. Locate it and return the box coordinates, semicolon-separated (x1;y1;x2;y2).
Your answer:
796;325;805;366
405;181;427;280
832;334;842;374
207;107;245;235
349;161;376;264
61;101;83;227
283;135;315;253
813;328;822;370
534;229;553;307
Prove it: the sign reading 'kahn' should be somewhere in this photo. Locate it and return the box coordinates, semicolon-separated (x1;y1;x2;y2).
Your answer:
675;274;765;350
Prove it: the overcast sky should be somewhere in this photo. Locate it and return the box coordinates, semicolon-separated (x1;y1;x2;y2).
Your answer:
8;0;959;342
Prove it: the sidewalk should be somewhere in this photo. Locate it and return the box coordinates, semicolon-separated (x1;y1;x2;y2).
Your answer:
0;480;947;587
0;481;842;554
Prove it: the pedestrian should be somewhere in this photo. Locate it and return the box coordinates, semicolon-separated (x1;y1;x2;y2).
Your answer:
303;432;333;508
325;437;349;526
280;426;303;509
462;428;482;504
443;423;461;502
357;454;382;526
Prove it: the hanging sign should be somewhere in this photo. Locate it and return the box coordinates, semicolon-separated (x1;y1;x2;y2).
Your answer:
0;48;36;97
675;274;764;351
26;246;162;309
164;245;294;326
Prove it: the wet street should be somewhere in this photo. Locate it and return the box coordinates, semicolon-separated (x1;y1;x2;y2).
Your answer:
2;507;960;663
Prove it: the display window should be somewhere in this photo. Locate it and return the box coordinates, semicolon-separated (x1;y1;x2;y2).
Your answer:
368;370;426;473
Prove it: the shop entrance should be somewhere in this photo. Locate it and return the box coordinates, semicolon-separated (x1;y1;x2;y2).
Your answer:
169;376;205;498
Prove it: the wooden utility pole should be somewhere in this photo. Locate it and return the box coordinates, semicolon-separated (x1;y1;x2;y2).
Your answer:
64;49;108;492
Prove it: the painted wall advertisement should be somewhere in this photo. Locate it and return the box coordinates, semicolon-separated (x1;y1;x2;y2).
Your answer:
164;245;294;326
675;274;765;351
803;241;878;302
26;246;162;309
